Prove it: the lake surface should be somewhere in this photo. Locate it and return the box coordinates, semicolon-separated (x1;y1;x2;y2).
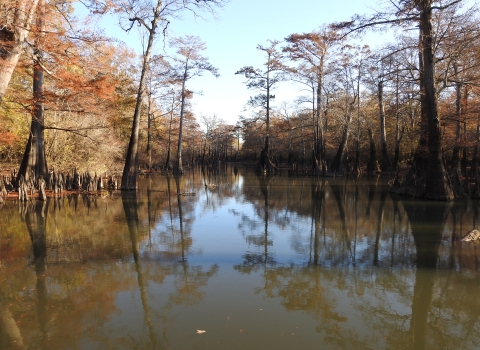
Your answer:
1;166;480;349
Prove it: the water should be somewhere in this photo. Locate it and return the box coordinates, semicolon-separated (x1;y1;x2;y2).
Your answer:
1;166;480;349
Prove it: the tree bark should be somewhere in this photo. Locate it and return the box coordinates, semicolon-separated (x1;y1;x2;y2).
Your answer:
174;68;187;175
0;0;40;100
329;108;353;175
146;92;153;171
395;1;454;200
378;80;392;172
122;0;163;190
421;1;454;200
17;0;47;184
472;114;480;198
256;57;276;174
450;63;466;197
165;93;175;170
367;125;380;175
315;60;326;174
393;69;401;172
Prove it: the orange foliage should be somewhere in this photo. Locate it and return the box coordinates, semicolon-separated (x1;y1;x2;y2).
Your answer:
0;130;18;144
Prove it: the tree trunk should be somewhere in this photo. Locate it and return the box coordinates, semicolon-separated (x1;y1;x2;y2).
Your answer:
17;0;47;184
316;61;326;174
421;2;453;200
122;0;163;190
146;95;153;171
256;58;276;174
367;126;380;175
329;109;353;175
165;94;175;170
0;0;40;100
392;68;402;172
461;121;467;176
354;72;362;177
395;1;454;200
394;27;429;197
174;68;187;175
450;64;466;197
472;115;480;198
378;80;392;172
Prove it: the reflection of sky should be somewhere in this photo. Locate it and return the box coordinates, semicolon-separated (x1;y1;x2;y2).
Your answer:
192;196;257;264
189;194;312;265
134;175;466;272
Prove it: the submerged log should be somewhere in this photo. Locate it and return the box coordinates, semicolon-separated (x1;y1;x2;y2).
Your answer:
460;229;480;242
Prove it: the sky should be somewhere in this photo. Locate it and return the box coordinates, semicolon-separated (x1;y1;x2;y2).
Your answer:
93;0;388;126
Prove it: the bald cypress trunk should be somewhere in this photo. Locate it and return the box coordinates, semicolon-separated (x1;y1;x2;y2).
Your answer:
367;126;380;175
378;80;392;173
395;1;454;200
329;109;353;175
450;64;466;197
17;0;47;184
122;0;164;190
174;70;187;175
420;1;454;200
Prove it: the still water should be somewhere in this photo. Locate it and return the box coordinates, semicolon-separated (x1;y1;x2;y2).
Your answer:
1;166;479;349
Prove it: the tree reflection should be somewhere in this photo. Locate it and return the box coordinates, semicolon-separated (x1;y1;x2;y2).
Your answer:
310;179;325;265
402;199;449;349
121;191;159;348
373;185;388;266
3;172;480;348
0;293;25;349
24;199;48;348
0;195;139;349
233;192;476;349
329;180;353;264
235;174;276;274
245;264;374;348
0;177;224;349
174;175;188;262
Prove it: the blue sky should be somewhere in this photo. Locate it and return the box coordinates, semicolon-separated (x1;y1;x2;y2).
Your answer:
94;0;387;125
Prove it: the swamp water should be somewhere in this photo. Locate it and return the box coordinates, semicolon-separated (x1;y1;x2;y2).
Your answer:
1;166;479;349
